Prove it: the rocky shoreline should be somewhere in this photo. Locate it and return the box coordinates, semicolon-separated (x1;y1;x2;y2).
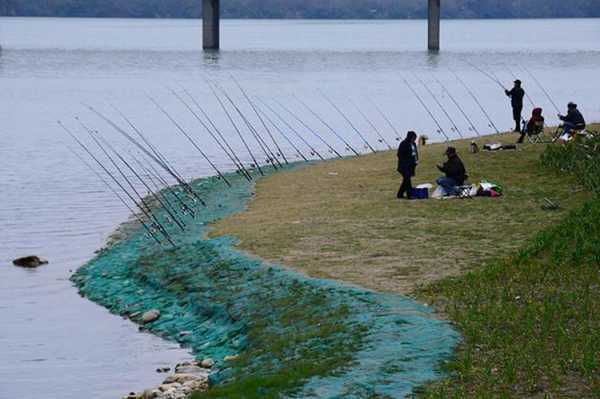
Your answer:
123;360;212;399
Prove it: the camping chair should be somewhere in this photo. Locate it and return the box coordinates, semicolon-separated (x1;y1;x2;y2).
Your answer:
553;123;586;143
526;120;546;144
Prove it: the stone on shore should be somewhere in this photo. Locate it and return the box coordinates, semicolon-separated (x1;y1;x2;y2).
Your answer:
142;309;160;324
200;358;214;368
12;256;48;268
126;361;210;399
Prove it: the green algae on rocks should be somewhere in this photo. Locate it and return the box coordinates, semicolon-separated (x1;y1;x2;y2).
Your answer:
71;167;458;398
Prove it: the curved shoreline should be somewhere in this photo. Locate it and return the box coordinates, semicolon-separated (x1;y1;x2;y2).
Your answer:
71;164;459;398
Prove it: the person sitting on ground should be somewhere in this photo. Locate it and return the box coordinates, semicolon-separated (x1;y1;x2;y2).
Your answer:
396;131;418;199
558;102;586;140
505;79;525;133
436;146;467;196
517;107;544;144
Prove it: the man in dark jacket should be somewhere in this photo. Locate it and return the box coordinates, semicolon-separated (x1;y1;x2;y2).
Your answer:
505;80;525;132
558;102;586;138
396;131;418;199
436;147;467;196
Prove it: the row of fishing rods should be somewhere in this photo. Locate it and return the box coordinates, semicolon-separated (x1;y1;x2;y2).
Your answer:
58;80;405;249
404;61;562;141
465;60;563;121
60;69;558;248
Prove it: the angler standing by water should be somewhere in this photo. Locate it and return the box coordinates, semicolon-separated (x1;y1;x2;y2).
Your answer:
505;79;525;132
396;131;418;200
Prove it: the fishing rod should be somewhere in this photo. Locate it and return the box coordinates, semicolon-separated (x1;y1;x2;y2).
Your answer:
109;144;186;231
294;96;360;156
254;103;309;162
84;103;206;206
348;98;393;149
170;88;252;182
81;120;186;234
65;144;163;246
230;75;290;165
521;65;561;114
274;100;343;158
258;100;325;160
414;74;463;139
108;103;187;184
149;96;232;187
180;87;253;181
403;77;450;141
368;98;402;142
206;82;265;176
450;70;501;134
140;150;197;218
59;121;176;247
465;60;506;90
215;85;281;169
78;118;154;217
502;64;534;108
128;150;187;225
433;76;480;137
320;92;377;153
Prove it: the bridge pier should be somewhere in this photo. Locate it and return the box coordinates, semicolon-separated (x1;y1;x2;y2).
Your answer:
203;0;220;50
428;0;440;51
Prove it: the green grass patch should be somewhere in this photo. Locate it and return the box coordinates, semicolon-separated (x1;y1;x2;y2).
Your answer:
417;130;600;398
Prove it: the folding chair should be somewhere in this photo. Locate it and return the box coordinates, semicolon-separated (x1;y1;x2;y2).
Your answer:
526;120;546;144
553;123;586;143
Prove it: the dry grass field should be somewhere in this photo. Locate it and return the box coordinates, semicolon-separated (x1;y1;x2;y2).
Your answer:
210;129;590;295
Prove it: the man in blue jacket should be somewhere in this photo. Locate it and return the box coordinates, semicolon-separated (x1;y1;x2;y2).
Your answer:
396;131;418;199
559;102;586;138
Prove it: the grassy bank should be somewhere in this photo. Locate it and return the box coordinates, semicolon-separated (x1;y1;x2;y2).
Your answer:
211;130;590;294
419;129;600;397
210;126;600;397
72;166;457;399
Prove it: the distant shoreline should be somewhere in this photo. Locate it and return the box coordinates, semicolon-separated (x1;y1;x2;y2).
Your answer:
2;15;600;20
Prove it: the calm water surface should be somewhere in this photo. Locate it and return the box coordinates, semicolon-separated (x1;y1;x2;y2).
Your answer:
0;17;599;399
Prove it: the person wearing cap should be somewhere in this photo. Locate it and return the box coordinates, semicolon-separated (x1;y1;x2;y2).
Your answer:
436;147;467;196
396;131;419;199
505;80;525;133
558;102;586;139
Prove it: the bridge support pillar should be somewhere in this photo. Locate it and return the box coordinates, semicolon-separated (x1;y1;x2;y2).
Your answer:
428;0;440;51
203;0;220;50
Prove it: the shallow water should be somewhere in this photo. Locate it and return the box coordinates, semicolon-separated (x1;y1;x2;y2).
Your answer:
1;17;599;398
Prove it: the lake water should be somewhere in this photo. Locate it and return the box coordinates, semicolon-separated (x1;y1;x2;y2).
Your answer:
1;17;599;399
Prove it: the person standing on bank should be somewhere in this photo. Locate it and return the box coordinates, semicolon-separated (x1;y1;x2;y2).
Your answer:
505;79;525;132
396;131;418;199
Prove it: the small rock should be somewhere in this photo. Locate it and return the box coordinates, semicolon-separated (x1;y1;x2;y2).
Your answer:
224;354;239;362
142;309;160;324
142;389;158;399
156;367;170;373
174;363;206;375
200;358;215;368
163;373;197;384
12;256;48;268
178;331;192;337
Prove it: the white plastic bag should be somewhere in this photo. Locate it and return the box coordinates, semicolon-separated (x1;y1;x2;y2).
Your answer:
431;186;446;199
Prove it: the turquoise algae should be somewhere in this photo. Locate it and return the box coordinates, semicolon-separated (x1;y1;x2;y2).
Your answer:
71;166;459;398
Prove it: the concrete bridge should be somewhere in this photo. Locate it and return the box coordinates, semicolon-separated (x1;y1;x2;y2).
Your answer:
202;0;441;51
